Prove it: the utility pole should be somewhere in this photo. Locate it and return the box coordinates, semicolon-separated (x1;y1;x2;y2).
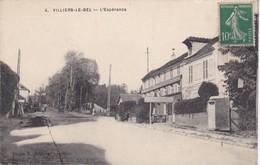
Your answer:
145;47;150;73
107;64;111;114
16;49;24;116
17;49;21;76
11;49;21;116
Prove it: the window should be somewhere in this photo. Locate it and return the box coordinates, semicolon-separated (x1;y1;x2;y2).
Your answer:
203;60;208;79
170;68;173;78
170;84;173;94
163;72;166;81
177;83;180;92
177;66;180;76
160;73;164;82
189;66;193;83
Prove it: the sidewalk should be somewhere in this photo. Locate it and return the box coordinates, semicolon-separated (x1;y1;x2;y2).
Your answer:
130;122;257;149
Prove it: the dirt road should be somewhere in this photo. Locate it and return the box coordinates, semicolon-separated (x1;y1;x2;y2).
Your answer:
2;109;257;164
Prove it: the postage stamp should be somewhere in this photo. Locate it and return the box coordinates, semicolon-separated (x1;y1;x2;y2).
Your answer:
219;3;254;46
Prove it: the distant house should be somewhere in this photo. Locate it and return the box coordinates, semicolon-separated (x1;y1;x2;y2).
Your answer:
117;94;142;105
18;83;30;103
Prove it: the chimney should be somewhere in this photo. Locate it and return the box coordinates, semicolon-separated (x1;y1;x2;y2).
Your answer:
171;48;175;59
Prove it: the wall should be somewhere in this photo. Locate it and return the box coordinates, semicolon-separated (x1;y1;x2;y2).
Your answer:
175;112;208;129
215;97;230;131
190;42;207;55
182;54;216;99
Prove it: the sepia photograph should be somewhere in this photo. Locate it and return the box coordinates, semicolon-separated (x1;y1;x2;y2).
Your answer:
0;0;258;164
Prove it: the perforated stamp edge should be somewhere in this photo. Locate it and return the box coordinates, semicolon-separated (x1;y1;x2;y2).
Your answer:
218;1;256;47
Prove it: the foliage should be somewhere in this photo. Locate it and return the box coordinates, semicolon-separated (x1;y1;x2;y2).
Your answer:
198;81;219;100
218;14;258;130
116;98;149;123
132;98;150;123
46;51;100;110
174;97;207;115
0;61;19;116
117;101;136;121
34;86;48;106
92;84;128;108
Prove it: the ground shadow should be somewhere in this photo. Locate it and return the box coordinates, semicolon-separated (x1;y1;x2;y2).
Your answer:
50;116;97;126
0;134;42;164
2;142;109;164
22;112;98;128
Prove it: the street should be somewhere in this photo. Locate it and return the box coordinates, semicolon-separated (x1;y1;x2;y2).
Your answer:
8;109;257;165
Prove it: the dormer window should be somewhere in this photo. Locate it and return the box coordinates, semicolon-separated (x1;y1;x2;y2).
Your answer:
182;37;211;57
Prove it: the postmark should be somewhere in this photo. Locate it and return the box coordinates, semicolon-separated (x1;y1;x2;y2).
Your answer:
219;3;254;46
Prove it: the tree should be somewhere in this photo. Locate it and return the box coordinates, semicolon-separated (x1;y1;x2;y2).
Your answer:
198;81;219;100
35;86;47;107
92;84;128;109
46;51;100;111
218;15;258;130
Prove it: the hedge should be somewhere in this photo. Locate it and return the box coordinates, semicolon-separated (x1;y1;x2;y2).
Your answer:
132;98;149;123
174;97;207;115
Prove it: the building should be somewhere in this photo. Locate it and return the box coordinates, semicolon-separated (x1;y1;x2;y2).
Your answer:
181;36;228;99
117;94;142;105
18;83;30;103
141;52;187;101
141;36;230;122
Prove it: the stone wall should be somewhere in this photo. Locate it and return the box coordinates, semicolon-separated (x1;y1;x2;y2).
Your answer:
175;112;208;129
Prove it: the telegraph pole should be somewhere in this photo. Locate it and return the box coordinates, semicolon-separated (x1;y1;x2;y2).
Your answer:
145;47;150;73
16;49;24;116
107;64;112;114
17;49;21;76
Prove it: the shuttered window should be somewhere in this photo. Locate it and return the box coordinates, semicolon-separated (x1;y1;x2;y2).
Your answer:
189;66;193;83
203;60;208;79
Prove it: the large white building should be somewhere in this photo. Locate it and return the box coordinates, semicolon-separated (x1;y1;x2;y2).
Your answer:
141;36;230;118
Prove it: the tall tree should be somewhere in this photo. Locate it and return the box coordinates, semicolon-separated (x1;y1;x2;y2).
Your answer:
46;51;100;110
218;15;258;130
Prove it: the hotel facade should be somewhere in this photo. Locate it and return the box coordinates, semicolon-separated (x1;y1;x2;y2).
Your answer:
141;36;230;119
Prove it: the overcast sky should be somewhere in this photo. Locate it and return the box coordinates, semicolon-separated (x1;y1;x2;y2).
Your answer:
1;0;257;93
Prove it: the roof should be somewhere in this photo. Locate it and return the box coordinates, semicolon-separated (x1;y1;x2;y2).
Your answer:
118;94;142;104
19;83;30;92
182;37;212;49
142;52;188;81
18;94;26;100
141;36;219;81
185;36;219;63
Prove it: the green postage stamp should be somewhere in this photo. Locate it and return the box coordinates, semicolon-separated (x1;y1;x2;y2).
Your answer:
219;3;254;46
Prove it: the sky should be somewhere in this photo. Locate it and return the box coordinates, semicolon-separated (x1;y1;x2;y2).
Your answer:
0;0;257;93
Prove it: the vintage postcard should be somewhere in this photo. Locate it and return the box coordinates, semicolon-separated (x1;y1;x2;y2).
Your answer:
0;0;258;164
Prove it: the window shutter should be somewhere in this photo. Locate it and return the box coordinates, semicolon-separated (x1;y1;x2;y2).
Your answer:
209;59;214;77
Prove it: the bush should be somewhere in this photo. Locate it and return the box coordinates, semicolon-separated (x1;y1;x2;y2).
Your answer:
198;81;219;100
117;101;136;121
132;100;150;123
174;97;207;115
237;106;256;131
